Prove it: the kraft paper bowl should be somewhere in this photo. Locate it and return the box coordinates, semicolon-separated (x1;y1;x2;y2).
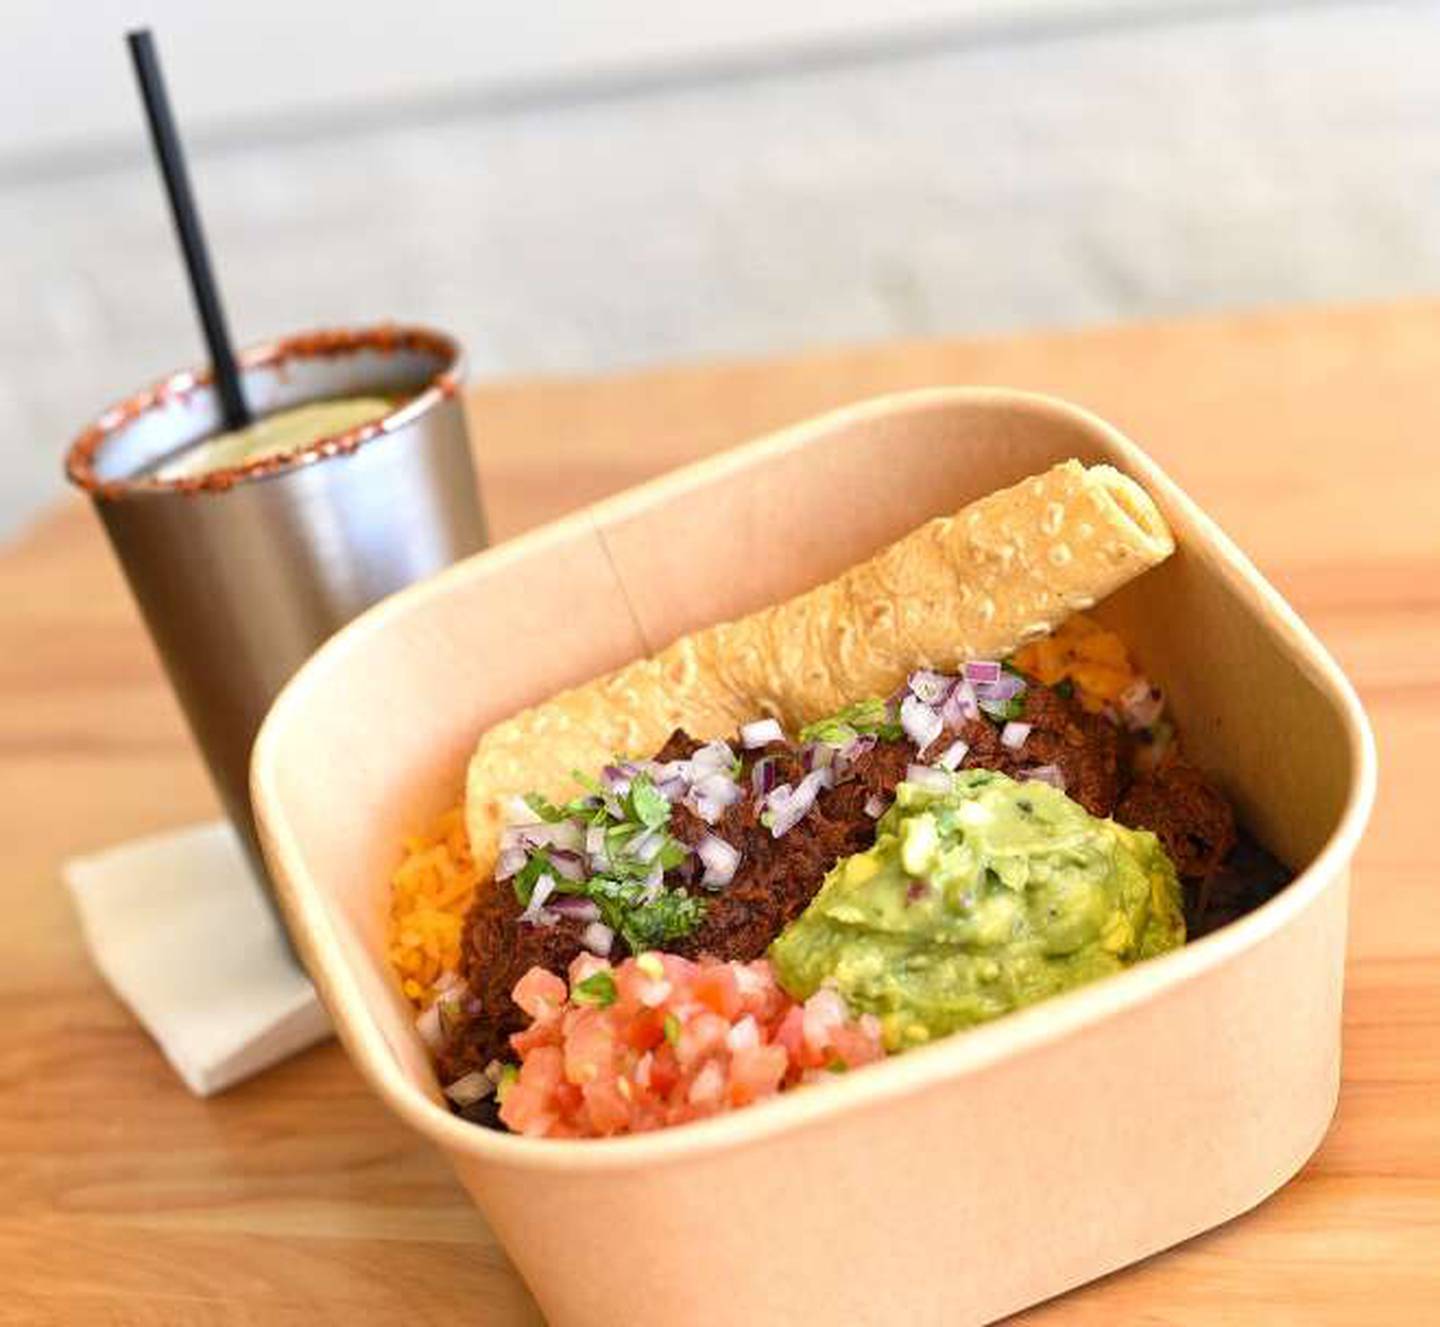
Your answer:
252;389;1376;1326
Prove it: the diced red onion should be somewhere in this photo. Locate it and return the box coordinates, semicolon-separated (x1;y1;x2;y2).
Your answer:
515;819;584;853
656;776;687;800
963;659;1002;685
494;845;527;881
688;798;724;826
907;669;954;706
751;755;779;799
693;770;743;804
937;738;969;771
941;678;980;726
802;987;849;1051
689;740;737;773
904;763;954;794
433;969;464;997
967;667;1025;699
733;964;766;997
840;733;877;763
726;1014;761;1051
628;827;667;864
809;741;847;774
600;764;633;796
1000;721;1032;751
1119;677;1165;731
740;718;785;748
688;794;730;826
697;832;742;889
863;794;888;818
640;861;665;903
415;1001;444;1050
766;769;829;838
581;921;615;956
900;694;944;753
688;769;744;824
502;794;542;826
444;1070;495;1106
547;848;587;882
518;873;557;925
549;895;601;922
763;780;792;816
1020;764;1067;791
975;671;1026;714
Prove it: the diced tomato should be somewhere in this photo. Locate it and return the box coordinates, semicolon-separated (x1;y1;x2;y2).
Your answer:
674;1011;731;1070
512;967;567;1020
687;1059;726;1110
691;963;743;1020
519;1044;563;1093
773;1004;806;1063
509;1018;560;1056
826;1022;886;1070
647;1045;681;1097
498;1044;563;1135
617;1007;664;1052
728;1043;788;1106
497;957;885;1138
567;952;610;988
563;1007;614;1086
581;1076;631;1136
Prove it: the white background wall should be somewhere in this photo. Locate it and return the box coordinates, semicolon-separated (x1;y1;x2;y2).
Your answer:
3;1;1438;536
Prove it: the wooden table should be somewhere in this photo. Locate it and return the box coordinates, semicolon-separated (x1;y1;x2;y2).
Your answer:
3;302;1437;1323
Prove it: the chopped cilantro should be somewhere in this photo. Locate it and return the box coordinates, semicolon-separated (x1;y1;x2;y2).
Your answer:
573;969;617;1008
586;874;706;952
570;769;608;798
626;773;671;830
522;791;565;822
564;771;616;823
826;1058;848;1074
510;850;554;906
618;889;706;951
801;697;904;744
494;1063;518;1104
508;759;703;950
982;694;1026;723
663;1012;681;1046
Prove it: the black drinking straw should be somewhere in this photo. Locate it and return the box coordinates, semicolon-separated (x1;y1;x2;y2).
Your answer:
127;28;251;432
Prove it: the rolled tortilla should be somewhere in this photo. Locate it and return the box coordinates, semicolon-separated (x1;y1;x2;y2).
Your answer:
465;460;1172;872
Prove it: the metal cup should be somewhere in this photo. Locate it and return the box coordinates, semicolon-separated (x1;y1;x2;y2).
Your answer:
65;323;486;905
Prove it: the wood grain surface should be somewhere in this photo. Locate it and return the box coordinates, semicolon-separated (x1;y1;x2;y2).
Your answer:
2;302;1437;1323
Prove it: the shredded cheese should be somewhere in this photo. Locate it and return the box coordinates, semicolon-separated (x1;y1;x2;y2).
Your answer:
386;804;476;1008
1012;613;1138;713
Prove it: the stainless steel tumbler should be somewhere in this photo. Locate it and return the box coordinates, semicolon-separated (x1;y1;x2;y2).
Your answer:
65;323;486;899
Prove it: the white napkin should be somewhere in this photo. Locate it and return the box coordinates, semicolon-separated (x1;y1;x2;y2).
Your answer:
64;820;331;1096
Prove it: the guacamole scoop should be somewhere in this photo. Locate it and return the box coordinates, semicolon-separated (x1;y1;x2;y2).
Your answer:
769;769;1185;1051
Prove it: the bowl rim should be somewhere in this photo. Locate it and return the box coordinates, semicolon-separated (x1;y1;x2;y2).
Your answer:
252;386;1378;1173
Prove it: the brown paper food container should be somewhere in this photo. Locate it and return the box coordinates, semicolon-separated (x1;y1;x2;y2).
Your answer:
251;389;1377;1326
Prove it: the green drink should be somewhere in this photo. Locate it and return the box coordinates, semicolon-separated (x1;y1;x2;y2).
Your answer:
149;396;398;481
